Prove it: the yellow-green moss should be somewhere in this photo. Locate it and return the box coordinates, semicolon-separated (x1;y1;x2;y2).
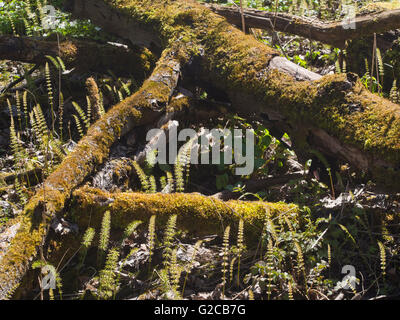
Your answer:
0;44;185;299
71;186;299;245
0;213;47;299
101;1;400;182
57;38;156;80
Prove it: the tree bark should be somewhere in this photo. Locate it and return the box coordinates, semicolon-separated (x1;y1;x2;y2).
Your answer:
205;4;400;48
66;0;400;188
71;186;299;245
2;0;400;299
0;35;156;79
0;45;183;299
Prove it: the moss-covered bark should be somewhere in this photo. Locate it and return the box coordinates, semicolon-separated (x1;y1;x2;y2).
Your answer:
71;186;299;245
0;35;156;79
66;0;400;187
206;3;400;48
0;45;186;299
3;0;400;299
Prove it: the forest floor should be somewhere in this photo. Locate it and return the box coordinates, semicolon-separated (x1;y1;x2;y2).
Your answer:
1;0;400;300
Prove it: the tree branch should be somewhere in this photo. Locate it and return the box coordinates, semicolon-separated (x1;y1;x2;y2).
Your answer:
72;186;299;245
62;0;400;186
205;4;400;48
0;45;184;299
0;35;156;79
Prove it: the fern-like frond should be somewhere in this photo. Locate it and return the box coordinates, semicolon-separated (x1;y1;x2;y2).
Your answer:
98;210;111;267
377;241;386;278
72;101;90;130
79;227;95;267
390;80;399;103
148;215;156;265
45;62;55;131
222;225;230;297
98;247;120;300
163;214;177;270
236;219;245;286
132;161;150;192
121;220;142;244
72;115;83;139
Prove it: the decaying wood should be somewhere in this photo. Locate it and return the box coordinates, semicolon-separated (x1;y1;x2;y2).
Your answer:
205;4;400;48
67;0;400;187
0;35;156;79
269;56;322;81
2;0;400;298
0;45;184;299
71;186;299;245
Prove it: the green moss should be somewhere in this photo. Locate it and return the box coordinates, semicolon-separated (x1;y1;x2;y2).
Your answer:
0;213;47;299
5;0;400;298
0;43;185;299
71;186;299;246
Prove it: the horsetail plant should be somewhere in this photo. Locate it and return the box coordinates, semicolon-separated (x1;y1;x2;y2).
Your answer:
148;215;156;266
222;225;231;297
163;214;177;270
79;227;95;268
98;211;111;268
236;219;245;287
377;241;386;279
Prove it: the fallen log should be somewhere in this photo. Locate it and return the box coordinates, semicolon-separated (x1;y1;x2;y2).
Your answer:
71;186;299;245
3;0;400;299
11;186;299;297
205;3;400;48
66;0;400;188
0;35;156;79
0;45;185;299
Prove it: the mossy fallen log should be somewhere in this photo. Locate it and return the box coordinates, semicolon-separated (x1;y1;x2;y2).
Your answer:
205;3;400;48
71;186;299;245
4;0;400;299
0;45;186;299
11;187;299;298
0;35;156;80
66;0;400;188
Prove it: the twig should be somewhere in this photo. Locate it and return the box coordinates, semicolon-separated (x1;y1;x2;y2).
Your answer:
0;64;39;96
